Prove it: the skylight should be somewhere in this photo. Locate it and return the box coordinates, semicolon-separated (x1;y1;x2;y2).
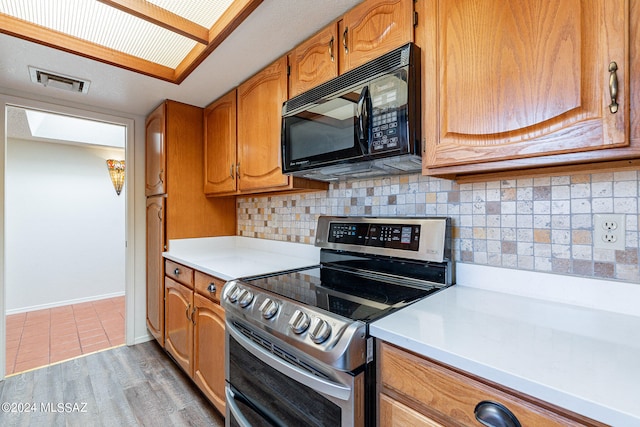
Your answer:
0;0;261;83
25;109;125;148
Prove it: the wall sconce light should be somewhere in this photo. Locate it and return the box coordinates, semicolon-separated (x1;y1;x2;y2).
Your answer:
106;159;125;195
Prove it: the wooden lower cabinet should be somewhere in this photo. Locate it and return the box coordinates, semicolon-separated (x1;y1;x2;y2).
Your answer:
378;341;606;427
193;293;226;414
164;260;226;415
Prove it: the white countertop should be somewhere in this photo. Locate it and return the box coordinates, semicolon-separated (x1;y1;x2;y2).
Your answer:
163;236;320;281
371;263;640;427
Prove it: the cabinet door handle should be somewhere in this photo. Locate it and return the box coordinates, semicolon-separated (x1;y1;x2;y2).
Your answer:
185;303;192;321
174;268;180;275
236;162;240;180
230;164;235;180
328;36;335;62
608;61;619;114
191;307;197;325
207;283;217;293
342;27;348;53
158;169;164;184
474;401;521;427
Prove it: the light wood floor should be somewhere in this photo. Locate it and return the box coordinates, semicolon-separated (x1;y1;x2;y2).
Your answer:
0;341;224;427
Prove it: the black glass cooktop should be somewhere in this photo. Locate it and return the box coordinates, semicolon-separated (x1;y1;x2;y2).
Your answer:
241;262;441;323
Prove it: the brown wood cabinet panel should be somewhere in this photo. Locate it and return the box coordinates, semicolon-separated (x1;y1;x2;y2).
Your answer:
289;23;339;98
193;293;226;414
165;259;194;288
379;342;605;427
145;103;166;196
422;0;631;175
379;393;444;427
237;56;290;192
194;271;225;303
339;0;414;73
164;277;194;376
146;196;165;346
204;90;238;196
163;101;236;240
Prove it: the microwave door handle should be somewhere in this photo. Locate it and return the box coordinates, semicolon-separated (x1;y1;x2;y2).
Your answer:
356;86;370;154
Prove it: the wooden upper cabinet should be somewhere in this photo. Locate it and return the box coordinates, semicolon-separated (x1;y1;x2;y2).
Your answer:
289;23;339;98
145;103;166;196
339;0;414;73
237;56;290;192
204;90;237;196
422;0;629;173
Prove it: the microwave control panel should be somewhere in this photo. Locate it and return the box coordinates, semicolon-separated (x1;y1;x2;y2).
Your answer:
369;70;407;153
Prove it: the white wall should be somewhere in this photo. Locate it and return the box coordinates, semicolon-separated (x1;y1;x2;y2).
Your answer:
6;138;125;313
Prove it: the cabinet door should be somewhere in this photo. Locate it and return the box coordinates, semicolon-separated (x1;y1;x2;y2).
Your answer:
237;56;290;192
145;103;166;196
289;23;339;98
193;293;226;414
204;90;238;195
340;0;414;73
423;0;629;171
165;278;194;375
146;196;165;346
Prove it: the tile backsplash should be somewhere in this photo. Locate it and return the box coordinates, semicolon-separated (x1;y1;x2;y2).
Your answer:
237;171;639;283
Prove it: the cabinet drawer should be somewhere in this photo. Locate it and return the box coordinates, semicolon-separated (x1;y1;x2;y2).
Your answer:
379;342;601;427
165;260;194;288
194;271;225;302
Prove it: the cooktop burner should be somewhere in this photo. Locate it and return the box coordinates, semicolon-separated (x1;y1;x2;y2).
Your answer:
240;262;441;322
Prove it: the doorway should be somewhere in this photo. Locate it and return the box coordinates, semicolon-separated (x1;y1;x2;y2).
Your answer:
0;97;136;379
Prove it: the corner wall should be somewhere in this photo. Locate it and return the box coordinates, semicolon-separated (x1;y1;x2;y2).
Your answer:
6;138;125;312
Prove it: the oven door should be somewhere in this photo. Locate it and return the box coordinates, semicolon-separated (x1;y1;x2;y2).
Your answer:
225;320;364;427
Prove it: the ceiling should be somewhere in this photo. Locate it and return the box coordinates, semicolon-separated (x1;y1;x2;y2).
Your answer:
0;0;362;117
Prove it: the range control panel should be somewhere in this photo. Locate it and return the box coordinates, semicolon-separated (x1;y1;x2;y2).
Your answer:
328;222;420;251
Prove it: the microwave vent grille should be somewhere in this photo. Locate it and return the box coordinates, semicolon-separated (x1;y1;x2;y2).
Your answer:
284;43;415;114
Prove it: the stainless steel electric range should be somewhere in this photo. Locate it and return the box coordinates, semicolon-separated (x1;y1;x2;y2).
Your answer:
221;216;454;427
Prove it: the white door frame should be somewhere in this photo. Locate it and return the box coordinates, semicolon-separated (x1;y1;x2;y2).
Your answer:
0;94;137;379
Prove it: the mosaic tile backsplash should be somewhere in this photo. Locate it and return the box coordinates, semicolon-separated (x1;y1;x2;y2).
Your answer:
237;171;640;283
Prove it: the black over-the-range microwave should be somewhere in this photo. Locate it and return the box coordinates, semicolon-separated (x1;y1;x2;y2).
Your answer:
281;43;421;181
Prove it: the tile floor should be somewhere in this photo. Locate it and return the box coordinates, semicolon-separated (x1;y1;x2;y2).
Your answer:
5;296;125;376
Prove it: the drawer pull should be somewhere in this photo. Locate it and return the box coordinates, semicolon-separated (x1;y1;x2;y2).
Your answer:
207;283;216;293
174;268;180;275
474;401;521;427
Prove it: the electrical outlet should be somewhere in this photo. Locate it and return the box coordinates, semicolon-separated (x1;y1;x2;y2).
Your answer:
593;214;626;250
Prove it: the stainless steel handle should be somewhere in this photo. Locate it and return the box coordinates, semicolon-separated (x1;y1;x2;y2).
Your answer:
174;268;180;275
227;321;351;400
226;387;253;427
207;283;216;293
342;27;348;53
329;36;334;62
608;61;619;114
185;303;191;321
230;164;235;180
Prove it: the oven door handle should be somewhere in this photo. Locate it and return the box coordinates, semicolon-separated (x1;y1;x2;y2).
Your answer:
226;386;252;427
228;322;352;401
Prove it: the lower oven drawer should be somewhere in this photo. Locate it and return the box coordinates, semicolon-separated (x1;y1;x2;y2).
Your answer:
225;320;364;426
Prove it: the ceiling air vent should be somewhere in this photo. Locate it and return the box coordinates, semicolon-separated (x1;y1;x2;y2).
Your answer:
28;66;90;94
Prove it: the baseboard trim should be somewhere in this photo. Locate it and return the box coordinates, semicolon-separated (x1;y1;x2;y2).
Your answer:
6;291;126;315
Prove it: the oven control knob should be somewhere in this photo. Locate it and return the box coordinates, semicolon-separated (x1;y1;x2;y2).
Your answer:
259;298;279;319
226;284;239;303
289;309;310;334
237;289;254;308
309;318;332;344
